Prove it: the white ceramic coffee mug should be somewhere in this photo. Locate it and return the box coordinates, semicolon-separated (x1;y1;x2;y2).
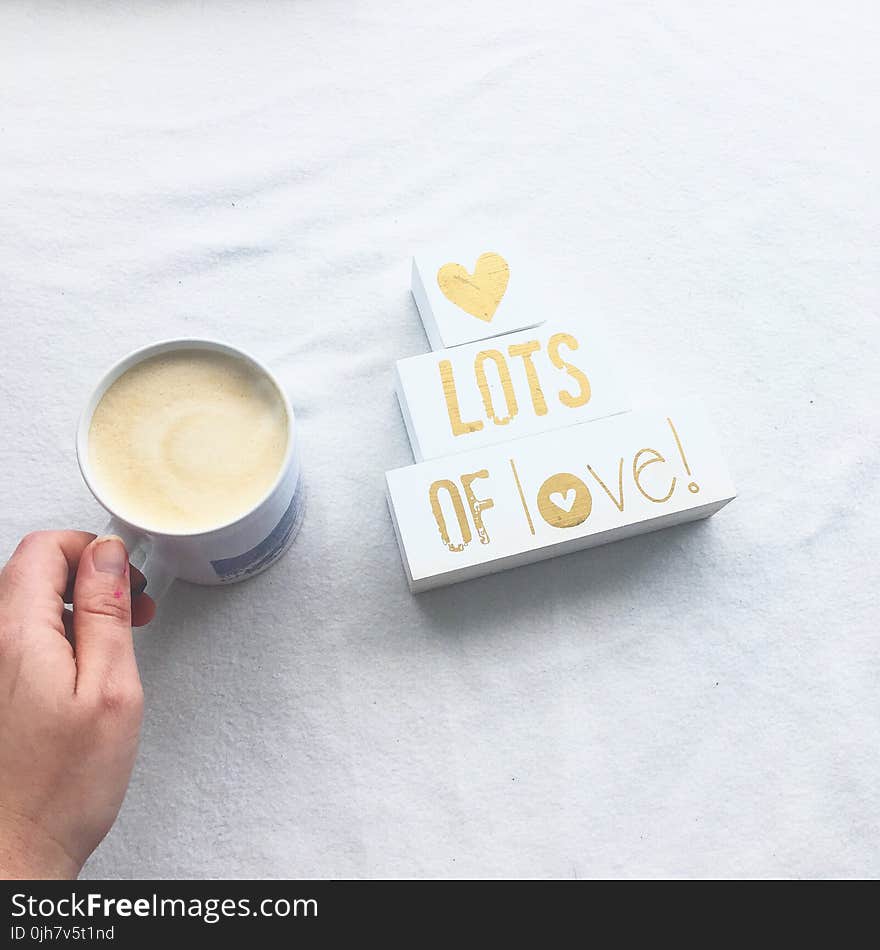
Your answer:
76;338;305;599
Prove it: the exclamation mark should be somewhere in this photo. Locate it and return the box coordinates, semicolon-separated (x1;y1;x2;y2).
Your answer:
666;417;700;494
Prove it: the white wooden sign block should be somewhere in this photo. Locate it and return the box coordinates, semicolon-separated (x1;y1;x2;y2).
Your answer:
395;322;631;461
386;406;736;592
411;241;543;350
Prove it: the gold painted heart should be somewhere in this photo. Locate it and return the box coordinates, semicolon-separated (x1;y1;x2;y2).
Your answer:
437;252;510;322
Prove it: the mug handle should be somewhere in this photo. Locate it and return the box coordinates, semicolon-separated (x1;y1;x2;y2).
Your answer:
102;517;176;602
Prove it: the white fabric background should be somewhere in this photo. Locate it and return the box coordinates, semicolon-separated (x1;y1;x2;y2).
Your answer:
1;1;877;879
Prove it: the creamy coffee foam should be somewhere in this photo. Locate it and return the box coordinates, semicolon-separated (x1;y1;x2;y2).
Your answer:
88;349;288;533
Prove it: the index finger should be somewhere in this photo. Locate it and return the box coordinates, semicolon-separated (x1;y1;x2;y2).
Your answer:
0;530;97;613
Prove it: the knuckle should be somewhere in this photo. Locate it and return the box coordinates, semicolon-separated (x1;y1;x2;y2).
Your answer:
79;590;130;624
98;679;144;716
1;559;28;593
14;530;49;555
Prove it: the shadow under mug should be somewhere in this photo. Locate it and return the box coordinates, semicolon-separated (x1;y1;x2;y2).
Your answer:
76;338;305;600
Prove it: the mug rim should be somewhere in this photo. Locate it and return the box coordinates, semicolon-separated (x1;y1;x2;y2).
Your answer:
76;337;297;540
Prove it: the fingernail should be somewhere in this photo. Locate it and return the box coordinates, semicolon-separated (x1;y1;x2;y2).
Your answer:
93;536;128;576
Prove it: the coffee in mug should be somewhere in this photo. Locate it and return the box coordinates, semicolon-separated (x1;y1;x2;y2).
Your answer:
89;349;288;534
77;340;304;595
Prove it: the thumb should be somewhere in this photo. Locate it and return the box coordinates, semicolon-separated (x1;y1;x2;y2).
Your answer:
72;535;139;697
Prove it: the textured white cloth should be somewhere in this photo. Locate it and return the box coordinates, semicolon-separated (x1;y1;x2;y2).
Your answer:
1;1;877;879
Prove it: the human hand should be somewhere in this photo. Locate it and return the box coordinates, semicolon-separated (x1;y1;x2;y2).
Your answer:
0;531;155;879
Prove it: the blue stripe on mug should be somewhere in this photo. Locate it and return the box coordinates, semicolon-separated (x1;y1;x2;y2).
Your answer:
210;476;306;582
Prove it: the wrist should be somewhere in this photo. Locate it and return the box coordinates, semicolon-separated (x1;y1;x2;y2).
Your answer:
0;807;80;880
